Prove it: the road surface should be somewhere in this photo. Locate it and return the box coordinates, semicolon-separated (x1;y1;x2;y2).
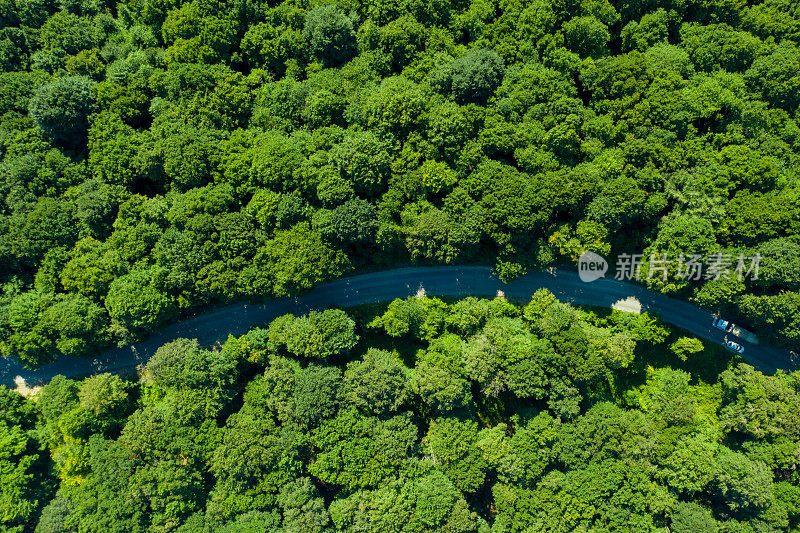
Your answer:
0;267;792;387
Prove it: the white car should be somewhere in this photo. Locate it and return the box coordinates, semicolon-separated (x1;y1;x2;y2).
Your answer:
724;339;744;354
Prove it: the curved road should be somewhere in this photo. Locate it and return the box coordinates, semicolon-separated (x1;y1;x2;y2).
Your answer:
0;267;792;387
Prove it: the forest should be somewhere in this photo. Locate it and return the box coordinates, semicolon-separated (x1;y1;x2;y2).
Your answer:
3;294;800;532
2;0;800;529
1;0;800;368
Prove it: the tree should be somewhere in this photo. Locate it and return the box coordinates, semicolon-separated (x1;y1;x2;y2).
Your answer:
248;132;304;193
0;387;38;429
330;131;391;197
378;15;427;71
670;337;704;361
681;23;761;73
692;276;745;312
718;364;800;440
260;222;351;297
448;48;505;104
309;309;359;357
289;364;342;428
40;293;109;358
78;373;130;418
445;297;490;336
0;291;108;366
304;5;357;67
585;176;649;232
317;198;378;245
620;8;671;51
641;214;719;292
344;348;408;415
207;401;301;523
105;268;177;335
412;471;476;530
241;23;301;77
425;101;475;164
328;471;479;532
369;296;448;340
360;76;428;139
161;1;237;64
267;309;358;361
547;378;582;419
745;41;800;111
508;412;558;487
303;89;346;127
523;460;670;531
38;11;97;54
657;434;717;496
563;16;611;58
278;477;331;533
412;359;472;414
150;119;224;192
68;179;131;240
94;79;150;126
142;337;238;396
28;75;96;146
309;408;417;491
713;448;775;512
670;502;718;533
719;144;778;191
37;375;80;423
754;238;800;291
213;510;282;532
737;292;800;348
0;422;55;531
402;202;484;264
87;112;145;188
6;197;79;270
0;387;54;532
35;491;73;533
271;193;305;230
425;417;486;493
54;435;148;531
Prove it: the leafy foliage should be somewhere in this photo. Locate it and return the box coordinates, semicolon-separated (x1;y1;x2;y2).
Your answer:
2;0;800;526
8;296;799;532
0;0;799;367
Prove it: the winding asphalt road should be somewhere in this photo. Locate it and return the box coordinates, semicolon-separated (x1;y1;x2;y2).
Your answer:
0;266;793;387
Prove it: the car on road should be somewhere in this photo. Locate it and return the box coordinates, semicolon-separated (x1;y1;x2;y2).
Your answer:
724;339;744;354
712;317;733;332
712;317;760;344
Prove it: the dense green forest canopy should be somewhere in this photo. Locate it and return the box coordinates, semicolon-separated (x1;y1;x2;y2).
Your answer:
2;293;799;532
1;0;800;368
